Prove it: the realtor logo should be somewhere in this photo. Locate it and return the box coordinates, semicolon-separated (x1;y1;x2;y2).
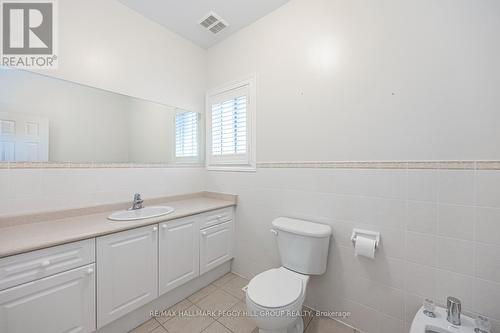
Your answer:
1;0;58;68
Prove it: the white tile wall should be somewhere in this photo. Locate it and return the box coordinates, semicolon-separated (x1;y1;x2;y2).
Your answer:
0;167;206;216
1;165;499;333
205;167;500;333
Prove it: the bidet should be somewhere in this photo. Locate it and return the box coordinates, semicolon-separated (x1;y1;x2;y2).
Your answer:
410;300;491;333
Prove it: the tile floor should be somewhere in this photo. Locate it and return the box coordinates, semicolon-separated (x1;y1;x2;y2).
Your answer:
129;273;356;333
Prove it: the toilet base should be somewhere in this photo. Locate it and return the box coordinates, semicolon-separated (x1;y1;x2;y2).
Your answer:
258;316;304;333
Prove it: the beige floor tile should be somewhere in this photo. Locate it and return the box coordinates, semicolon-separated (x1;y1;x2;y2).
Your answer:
305;316;354;333
217;301;257;333
128;318;160;333
155;299;192;324
150;326;168;333
212;272;238;287
162;304;214;333
202;321;233;333
189;284;218;303
197;289;239;319
221;276;249;300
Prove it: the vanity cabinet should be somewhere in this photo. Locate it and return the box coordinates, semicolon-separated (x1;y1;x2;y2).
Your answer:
0;264;96;333
0;204;234;332
200;220;234;275
96;225;158;328
159;216;200;295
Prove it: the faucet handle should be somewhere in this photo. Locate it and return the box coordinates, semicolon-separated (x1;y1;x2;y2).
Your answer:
475;315;491;333
423;299;436;318
134;193;142;200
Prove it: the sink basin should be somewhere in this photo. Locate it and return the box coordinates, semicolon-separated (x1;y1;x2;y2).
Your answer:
108;206;175;221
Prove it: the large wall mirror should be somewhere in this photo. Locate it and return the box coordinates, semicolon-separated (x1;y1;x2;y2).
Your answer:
0;68;202;165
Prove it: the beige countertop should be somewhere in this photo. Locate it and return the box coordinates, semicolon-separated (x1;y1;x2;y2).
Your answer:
0;192;237;258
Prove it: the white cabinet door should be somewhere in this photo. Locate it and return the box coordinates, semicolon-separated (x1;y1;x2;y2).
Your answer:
0;264;96;333
97;225;158;328
200;220;234;275
159;216;199;295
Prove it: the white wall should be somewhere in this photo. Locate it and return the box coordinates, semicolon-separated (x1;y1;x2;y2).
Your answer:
207;0;500;161
205;0;500;332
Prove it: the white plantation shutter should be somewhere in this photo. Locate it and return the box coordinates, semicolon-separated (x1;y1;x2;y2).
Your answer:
175;111;198;158
211;95;247;156
206;76;256;171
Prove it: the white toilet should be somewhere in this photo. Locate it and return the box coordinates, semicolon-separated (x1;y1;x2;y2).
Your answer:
246;217;332;333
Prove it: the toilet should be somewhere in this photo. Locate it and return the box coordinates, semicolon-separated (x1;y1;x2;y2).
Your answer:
246;217;332;333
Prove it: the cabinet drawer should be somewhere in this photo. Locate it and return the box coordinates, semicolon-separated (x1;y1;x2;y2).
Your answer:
0;239;95;291
200;207;233;229
0;264;96;333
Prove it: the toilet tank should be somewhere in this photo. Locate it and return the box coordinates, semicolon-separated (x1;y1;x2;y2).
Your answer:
272;217;332;275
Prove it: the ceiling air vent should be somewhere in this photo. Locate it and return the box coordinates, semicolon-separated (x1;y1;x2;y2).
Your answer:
198;12;228;34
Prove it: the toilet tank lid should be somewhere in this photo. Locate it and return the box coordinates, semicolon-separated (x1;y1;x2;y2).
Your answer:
272;217;332;237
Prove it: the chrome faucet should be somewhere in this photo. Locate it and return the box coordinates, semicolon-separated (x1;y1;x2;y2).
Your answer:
447;296;462;326
129;193;144;210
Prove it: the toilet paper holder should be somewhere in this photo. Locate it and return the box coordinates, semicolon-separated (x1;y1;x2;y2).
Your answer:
351;228;381;249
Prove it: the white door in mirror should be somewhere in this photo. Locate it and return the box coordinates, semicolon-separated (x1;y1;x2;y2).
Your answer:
107;206;174;221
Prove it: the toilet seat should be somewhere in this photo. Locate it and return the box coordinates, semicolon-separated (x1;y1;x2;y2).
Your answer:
247;267;305;309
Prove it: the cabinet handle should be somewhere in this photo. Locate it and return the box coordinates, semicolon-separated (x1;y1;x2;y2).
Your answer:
162;224;167;229
40;260;51;267
86;268;94;275
216;215;222;220
270;229;278;236
152;226;158;232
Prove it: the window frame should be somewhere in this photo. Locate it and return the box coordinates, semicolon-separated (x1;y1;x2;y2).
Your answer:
172;109;202;165
205;74;256;172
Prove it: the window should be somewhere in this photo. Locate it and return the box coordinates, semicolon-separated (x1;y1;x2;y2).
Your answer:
206;75;256;171
174;111;199;162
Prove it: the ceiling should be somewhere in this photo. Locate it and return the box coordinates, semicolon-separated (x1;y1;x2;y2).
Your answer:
118;0;290;49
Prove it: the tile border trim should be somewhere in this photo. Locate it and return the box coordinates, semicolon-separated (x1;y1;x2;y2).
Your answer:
0;162;204;169
257;161;500;170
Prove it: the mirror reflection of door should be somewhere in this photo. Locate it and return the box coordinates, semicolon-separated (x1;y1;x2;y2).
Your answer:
0;112;49;162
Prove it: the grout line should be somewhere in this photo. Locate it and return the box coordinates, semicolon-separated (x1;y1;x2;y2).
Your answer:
303;311;315;332
214;318;235;333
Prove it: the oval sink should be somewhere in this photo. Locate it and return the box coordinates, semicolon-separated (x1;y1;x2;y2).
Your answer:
108;206;175;221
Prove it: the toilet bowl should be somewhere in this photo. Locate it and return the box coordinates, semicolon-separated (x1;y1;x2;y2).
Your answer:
246;267;309;333
246;217;331;333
